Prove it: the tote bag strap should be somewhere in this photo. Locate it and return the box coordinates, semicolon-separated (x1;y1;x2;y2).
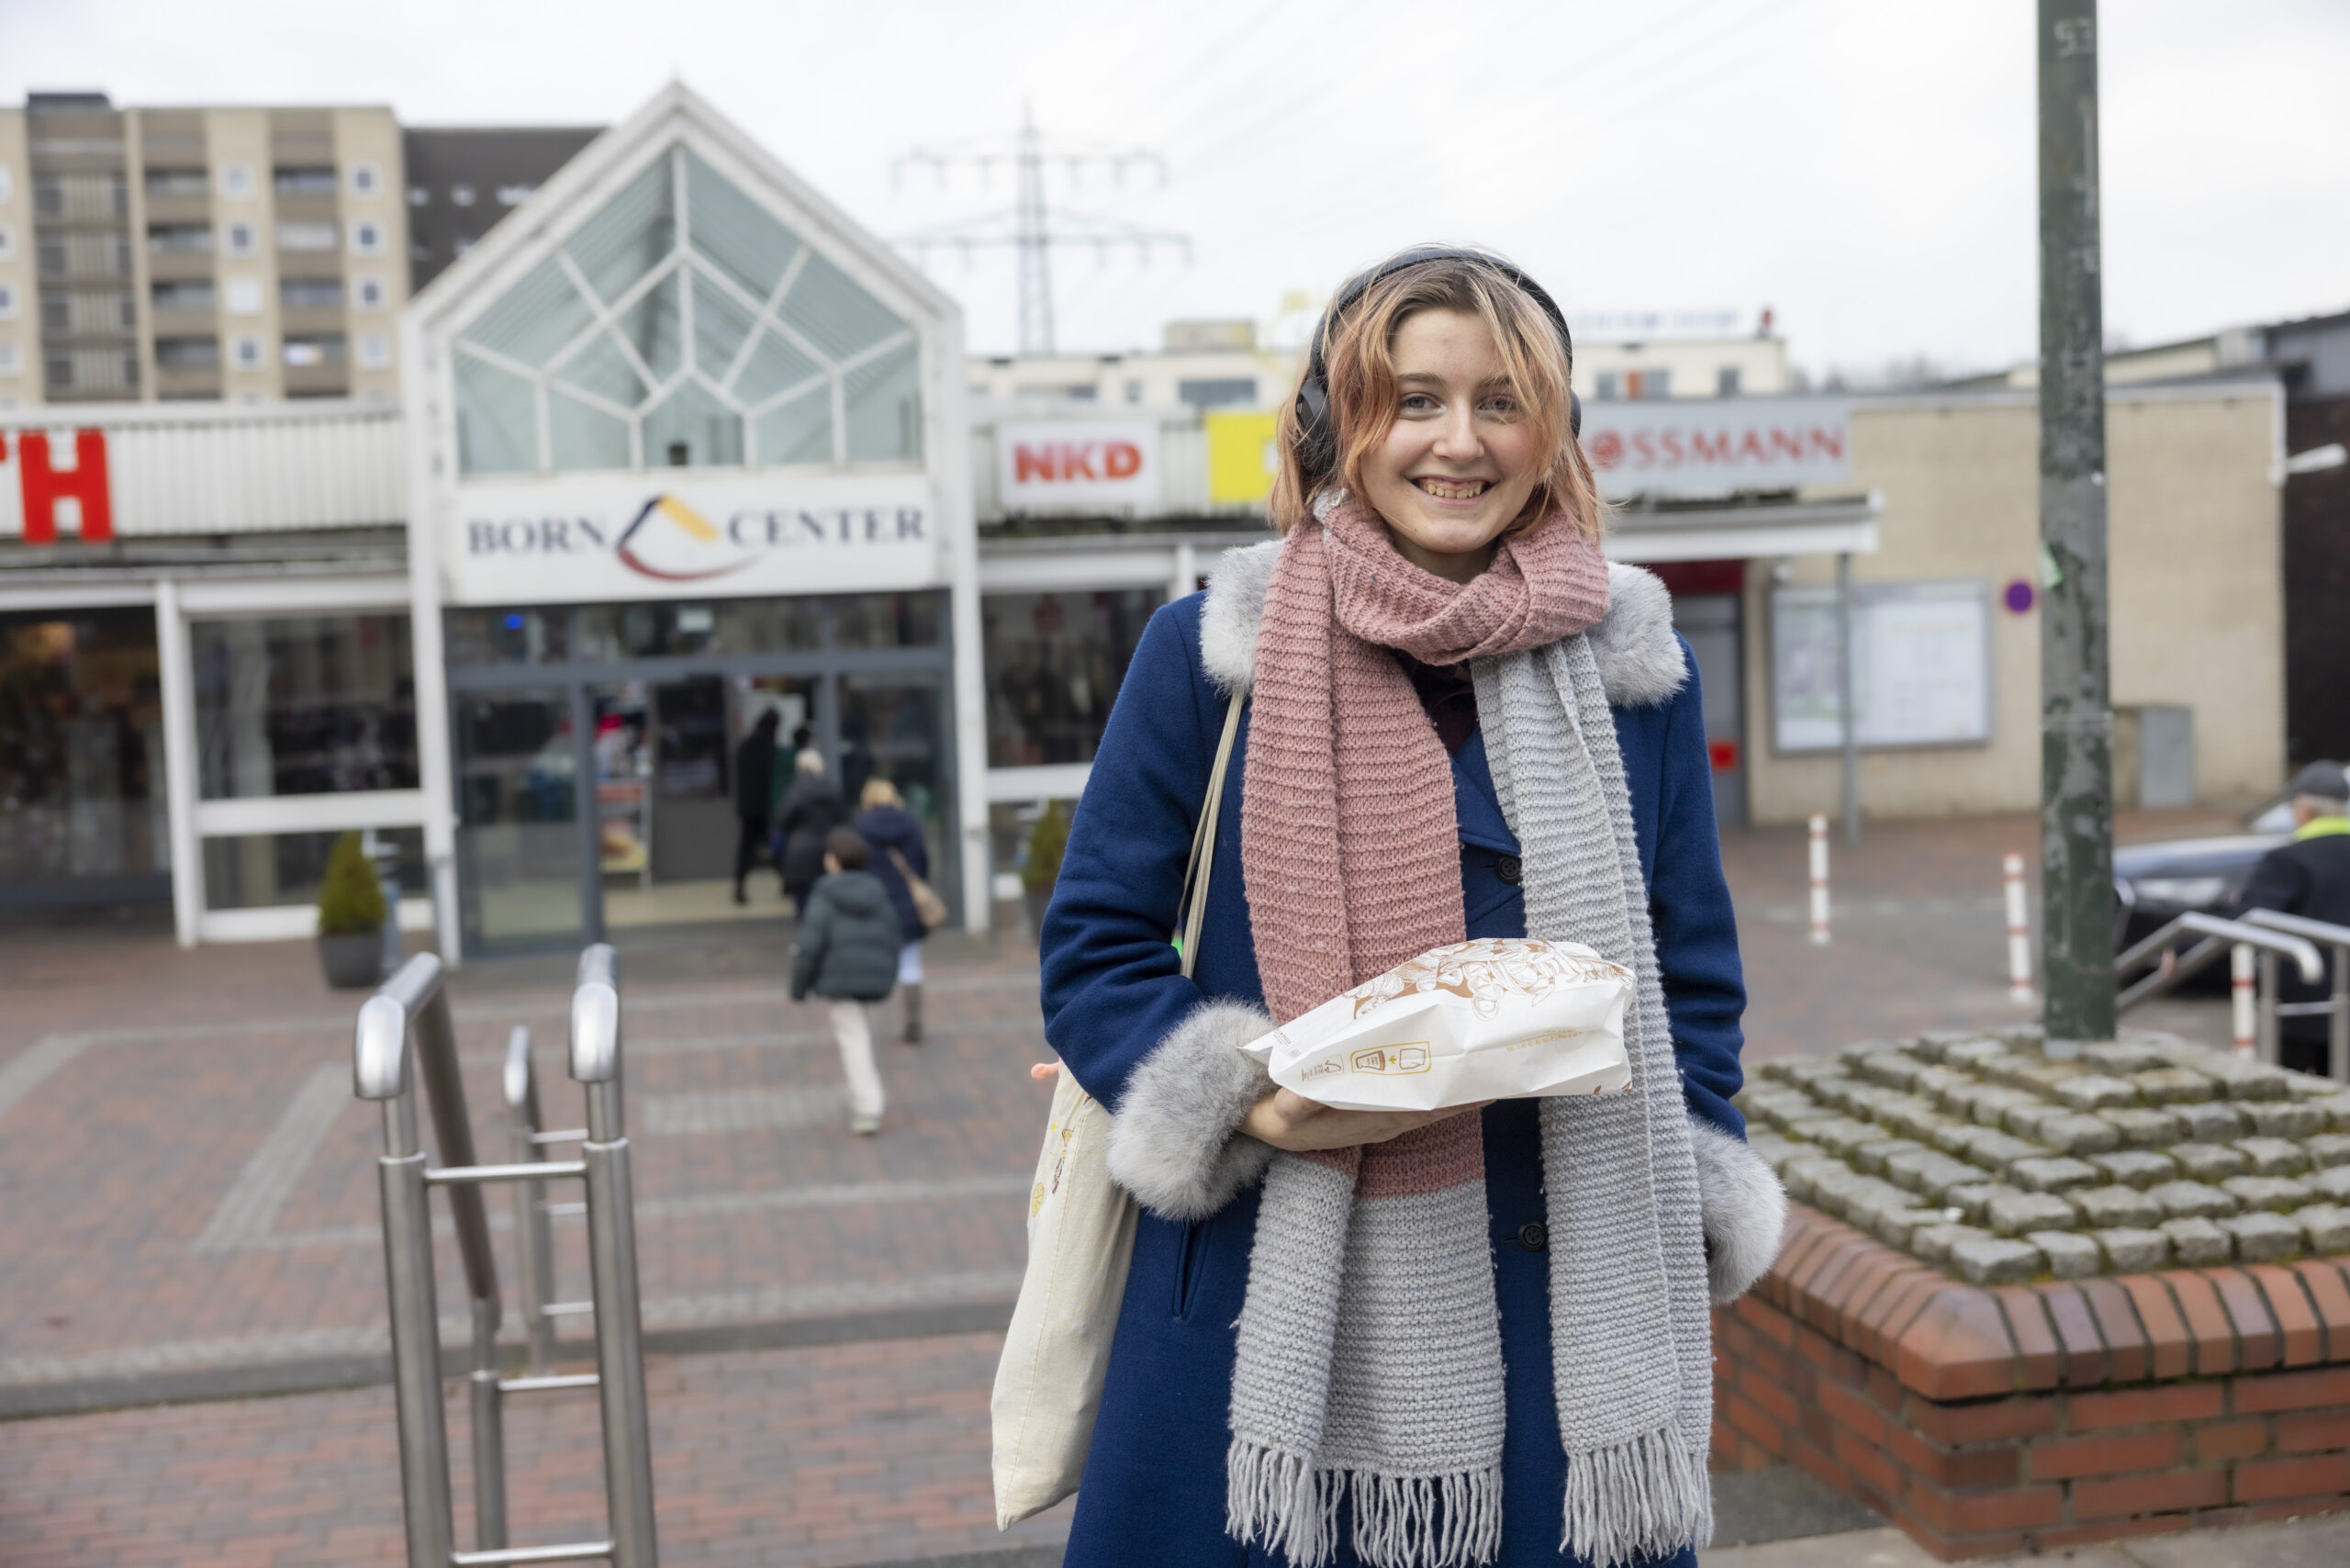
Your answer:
1174;692;1245;980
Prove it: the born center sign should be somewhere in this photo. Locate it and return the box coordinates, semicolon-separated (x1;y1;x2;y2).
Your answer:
443;472;941;606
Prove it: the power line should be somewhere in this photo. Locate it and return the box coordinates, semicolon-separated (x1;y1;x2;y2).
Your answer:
891;104;1191;354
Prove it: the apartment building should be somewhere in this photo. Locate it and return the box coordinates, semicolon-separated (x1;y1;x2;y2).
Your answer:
0;92;408;407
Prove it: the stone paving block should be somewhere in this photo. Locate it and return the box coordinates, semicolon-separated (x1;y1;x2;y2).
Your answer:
2220;1209;2303;1262
2172;1141;2253;1182
1762;1058;1843;1087
2296;1204;2350;1254
2036;1113;2125;1155
1778;1112;1845;1142
1779;1154;1851;1205
2173;1100;2249;1142
2223;1174;2317;1212
2009;1060;2087;1094
2087;1148;2178;1188
2009;1156;2102;1194
1739;1087;1813;1123
2129;1066;2215;1104
2002;1101;2068;1140
1877;1097;1955;1142
1908;1222;1992;1264
1968;1129;2054;1172
1987;1189;2081;1236
1950;1235;2042;1284
2150;1180;2240;1219
1910;1065;1975;1103
1965;1085;2045;1126
2097;1106;2185;1148
1882;1147;1990;1199
2093;1226;2172;1271
1808;1117;1884;1159
2162;1215;2233;1265
2311;1133;2350;1169
1929;1121;1990;1157
2073;1185;2165;1229
1853;1050;1930;1091
2200;1056;2294;1101
2051;1073;2141;1112
2314;1166;2350;1204
1852;1137;1926;1176
1746;1132;1802;1173
2287;1071;2344;1097
1807;1165;1879;1219
2314;1092;2350;1130
2236;1136;2313;1175
2029;1229;2101;1279
1840;1038;1905;1066
1938;1037;2012;1070
2080;1041;2166;1075
2243;1100;2328;1138
1945;1182;2009;1225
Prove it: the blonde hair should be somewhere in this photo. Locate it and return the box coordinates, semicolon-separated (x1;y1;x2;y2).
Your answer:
860;777;903;811
1269;253;1605;543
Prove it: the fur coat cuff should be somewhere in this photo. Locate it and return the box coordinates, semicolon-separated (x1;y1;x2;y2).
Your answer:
1105;1000;1276;1222
1690;1118;1788;1303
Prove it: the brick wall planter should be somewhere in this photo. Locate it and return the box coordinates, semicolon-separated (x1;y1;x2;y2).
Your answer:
1713;1203;2350;1559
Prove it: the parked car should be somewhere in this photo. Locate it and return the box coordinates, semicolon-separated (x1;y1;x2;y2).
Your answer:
2114;762;2347;965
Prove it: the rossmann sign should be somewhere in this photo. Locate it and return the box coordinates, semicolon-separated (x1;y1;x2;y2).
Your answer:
1579;397;1852;499
445;474;939;606
996;420;1161;511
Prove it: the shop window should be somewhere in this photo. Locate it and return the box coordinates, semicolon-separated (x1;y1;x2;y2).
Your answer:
0;610;166;887
834;592;943;651
445;607;571;666
191;615;419;800
980;589;1163;767
1718;365;1741;397
204;827;424;911
451;143;921;475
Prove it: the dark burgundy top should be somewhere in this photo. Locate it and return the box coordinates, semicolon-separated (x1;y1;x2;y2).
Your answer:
1392;650;1479;756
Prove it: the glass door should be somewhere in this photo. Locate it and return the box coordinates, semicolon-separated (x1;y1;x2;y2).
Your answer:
453;688;590;951
837;673;956;918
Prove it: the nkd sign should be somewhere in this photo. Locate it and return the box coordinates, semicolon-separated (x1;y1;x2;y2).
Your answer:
444;475;940;606
996;420;1161;511
1579;396;1852;499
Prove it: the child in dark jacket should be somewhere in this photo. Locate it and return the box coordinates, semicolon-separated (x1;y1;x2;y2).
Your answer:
789;827;902;1135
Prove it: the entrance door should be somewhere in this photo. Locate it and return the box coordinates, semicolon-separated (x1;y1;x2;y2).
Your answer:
454;688;589;950
648;675;735;882
838;673;956;917
1673;595;1747;827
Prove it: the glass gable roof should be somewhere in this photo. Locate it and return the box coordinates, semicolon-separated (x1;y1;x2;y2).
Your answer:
453;145;923;476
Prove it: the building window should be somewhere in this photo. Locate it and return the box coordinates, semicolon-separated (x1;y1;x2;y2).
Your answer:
277;219;339;252
144;167;209;198
497;184;535;206
0;608;166;883
1178;377;1257;409
203;828;424;913
274;165;337;198
151;277;215;313
44;353;71;389
191;615;419;800
155;335;219;369
35;237;66;277
1717;365;1741;397
348;218;386;256
450;183;476;207
225;221;255;257
981;590;1164;767
226;278;263;315
0;223;14;262
148;222;214;253
1594;371;1619;401
1125;379;1144;403
283;334;345;366
232;335;263;369
354;274;387;310
0;165;10;203
1625;368;1670;400
281;276;343;309
218;162;255;200
0;342;20;375
408;185;429;207
0;283;15;320
357;332;391;368
348;162;382;198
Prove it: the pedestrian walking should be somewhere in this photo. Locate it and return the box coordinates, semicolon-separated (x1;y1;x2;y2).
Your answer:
732;709;783;905
789;826;902;1136
775;748;844;920
856;777;935;1044
2233;759;2350;1076
1037;248;1784;1567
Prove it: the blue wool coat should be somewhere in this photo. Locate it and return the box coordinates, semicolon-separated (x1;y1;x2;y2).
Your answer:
1038;585;1745;1568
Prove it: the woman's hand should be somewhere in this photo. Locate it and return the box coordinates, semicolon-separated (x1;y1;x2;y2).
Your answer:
1240;1087;1491;1153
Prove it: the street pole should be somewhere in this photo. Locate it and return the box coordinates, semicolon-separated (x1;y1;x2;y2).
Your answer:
2037;0;2115;1055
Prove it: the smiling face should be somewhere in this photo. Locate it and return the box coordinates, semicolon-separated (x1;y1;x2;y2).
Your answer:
1359;308;1544;583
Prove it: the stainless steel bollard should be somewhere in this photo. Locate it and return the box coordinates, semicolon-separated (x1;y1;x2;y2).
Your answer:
505;1026;559;1376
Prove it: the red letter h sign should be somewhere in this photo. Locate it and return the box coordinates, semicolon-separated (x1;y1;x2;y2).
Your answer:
13;430;116;543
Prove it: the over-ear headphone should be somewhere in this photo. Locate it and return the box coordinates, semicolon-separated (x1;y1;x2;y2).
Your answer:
1292;244;1580;483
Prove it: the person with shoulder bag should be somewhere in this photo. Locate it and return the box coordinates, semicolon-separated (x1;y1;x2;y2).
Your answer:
856;777;945;1044
1030;249;1786;1568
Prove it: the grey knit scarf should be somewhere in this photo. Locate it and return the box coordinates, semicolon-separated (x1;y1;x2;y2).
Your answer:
1226;632;1713;1568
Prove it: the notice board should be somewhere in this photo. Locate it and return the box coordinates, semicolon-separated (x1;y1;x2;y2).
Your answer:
1772;579;1991;752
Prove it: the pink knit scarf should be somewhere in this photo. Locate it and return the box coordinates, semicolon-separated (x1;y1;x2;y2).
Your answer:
1239;495;1611;1182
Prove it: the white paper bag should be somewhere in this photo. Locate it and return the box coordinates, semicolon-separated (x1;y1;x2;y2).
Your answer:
1238;938;1634;1112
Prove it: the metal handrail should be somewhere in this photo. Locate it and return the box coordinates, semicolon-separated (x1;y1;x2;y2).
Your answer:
2238;908;2350;1084
2115;911;2328;1071
355;945;658;1568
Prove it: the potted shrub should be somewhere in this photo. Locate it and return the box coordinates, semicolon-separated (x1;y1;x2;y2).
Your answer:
1021;801;1072;942
317;830;388;990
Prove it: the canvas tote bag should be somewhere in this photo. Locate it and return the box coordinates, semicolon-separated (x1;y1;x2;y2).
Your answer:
885;846;950;931
990;690;1246;1529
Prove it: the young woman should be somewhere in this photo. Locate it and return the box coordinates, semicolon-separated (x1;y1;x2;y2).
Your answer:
1037;248;1785;1568
855;777;934;1043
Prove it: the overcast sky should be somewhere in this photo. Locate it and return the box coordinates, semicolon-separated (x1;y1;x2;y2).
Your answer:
7;0;2346;375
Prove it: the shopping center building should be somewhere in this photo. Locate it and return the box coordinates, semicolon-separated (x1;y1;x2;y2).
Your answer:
0;84;2292;957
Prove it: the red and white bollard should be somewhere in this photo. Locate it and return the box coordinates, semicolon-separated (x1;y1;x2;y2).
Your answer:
2003;854;2033;1005
2232;943;2257;1056
1807;813;1830;946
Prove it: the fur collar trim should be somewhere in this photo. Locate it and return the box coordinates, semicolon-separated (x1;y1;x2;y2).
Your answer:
1199;538;1688;707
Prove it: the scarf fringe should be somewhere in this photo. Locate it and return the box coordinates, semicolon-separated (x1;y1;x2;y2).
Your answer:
1560;1424;1713;1568
1226;1439;1503;1568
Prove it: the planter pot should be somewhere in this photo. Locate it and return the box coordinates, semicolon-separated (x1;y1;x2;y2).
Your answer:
1023;886;1055;944
318;932;386;990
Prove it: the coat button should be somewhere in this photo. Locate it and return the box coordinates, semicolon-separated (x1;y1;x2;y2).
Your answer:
1516;1220;1548;1252
1495;855;1522;885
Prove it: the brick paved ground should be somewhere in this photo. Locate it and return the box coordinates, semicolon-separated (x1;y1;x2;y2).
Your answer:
0;808;2252;1562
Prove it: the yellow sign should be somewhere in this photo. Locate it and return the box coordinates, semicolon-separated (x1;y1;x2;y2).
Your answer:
1205;409;1281;506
